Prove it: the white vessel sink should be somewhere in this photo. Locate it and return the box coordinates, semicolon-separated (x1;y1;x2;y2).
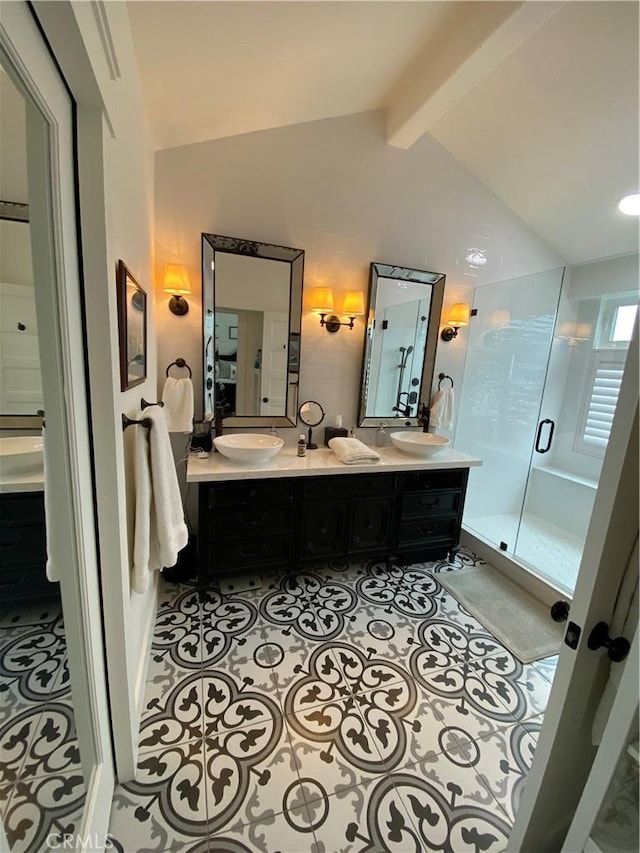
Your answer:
0;435;44;475
389;431;450;457
213;433;284;463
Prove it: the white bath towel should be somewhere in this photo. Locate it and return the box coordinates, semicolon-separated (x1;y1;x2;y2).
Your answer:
42;429;60;583
430;388;454;431
133;406;188;594
162;377;194;433
328;437;381;465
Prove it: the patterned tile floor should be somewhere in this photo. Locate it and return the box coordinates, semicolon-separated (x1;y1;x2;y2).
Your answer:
108;549;558;853
0;601;86;853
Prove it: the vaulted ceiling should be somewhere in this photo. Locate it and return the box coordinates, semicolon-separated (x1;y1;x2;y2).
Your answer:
127;1;639;266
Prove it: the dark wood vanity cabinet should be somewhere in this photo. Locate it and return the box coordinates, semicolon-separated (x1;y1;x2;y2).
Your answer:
0;491;57;602
396;469;467;563
199;479;296;582
299;473;395;561
197;467;468;585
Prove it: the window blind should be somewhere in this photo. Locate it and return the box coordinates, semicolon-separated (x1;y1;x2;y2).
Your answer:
582;358;625;450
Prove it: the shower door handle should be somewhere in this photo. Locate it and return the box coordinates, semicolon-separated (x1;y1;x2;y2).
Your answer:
535;419;555;453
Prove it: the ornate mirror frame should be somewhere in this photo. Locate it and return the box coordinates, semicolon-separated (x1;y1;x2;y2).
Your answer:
358;262;445;427
201;233;304;427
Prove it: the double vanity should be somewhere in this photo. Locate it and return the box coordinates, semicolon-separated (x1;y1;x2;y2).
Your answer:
191;231;480;587
187;445;481;587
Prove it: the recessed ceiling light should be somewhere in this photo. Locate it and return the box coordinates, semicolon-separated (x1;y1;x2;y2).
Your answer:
465;248;487;267
617;193;640;216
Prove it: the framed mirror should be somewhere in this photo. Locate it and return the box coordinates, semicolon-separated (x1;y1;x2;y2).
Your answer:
116;259;147;391
202;233;304;427
358;262;445;427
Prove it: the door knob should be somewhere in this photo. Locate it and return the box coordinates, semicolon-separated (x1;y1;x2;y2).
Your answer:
551;600;570;622
587;621;630;663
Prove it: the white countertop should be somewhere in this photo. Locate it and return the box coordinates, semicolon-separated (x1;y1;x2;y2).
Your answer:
187;445;482;483
0;470;44;493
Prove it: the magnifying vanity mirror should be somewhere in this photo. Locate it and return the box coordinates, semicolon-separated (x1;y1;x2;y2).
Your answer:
202;233;304;427
359;262;445;427
298;399;325;449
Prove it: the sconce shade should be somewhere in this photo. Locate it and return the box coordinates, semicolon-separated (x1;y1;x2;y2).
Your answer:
163;263;191;295
311;286;334;313
441;302;471;341
343;290;365;316
447;302;470;327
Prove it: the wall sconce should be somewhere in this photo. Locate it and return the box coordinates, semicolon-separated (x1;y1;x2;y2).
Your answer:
311;287;365;333
441;303;470;341
558;321;591;347
163;263;191;315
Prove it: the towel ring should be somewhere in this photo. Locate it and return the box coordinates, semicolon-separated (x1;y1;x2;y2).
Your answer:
438;372;454;389
141;398;165;410
166;357;192;378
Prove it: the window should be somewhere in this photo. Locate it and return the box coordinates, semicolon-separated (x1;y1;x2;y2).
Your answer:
576;352;626;454
576;292;636;456
595;294;638;349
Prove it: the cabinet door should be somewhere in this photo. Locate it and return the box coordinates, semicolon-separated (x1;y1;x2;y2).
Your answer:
299;501;347;560
348;497;392;554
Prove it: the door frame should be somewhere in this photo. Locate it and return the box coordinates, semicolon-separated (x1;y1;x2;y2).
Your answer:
563;623;638;851
509;320;638;850
0;1;114;843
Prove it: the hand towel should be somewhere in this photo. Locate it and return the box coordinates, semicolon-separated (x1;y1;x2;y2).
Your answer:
328;437;381;465
42;428;60;583
133;406;188;594
430;388;454;431
162;377;194;433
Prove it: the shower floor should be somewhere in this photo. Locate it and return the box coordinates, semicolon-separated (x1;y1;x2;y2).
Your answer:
465;511;583;592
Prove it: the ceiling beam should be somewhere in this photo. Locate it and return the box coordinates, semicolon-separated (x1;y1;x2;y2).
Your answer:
386;1;565;150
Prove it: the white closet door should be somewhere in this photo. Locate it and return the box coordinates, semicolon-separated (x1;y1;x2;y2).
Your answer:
1;0;114;845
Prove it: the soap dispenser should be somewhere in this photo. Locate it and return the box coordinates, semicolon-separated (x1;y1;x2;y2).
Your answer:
376;422;387;447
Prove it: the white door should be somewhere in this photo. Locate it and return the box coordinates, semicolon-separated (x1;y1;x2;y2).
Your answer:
260;311;288;415
509;320;638;850
1;1;114;847
0;283;43;413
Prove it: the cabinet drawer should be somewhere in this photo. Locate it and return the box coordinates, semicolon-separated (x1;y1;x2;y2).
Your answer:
303;473;395;501
0;525;46;566
210;504;292;540
0;493;45;526
399;470;464;493
398;516;458;546
211;537;291;571
0;566;57;601
206;479;295;509
401;490;460;519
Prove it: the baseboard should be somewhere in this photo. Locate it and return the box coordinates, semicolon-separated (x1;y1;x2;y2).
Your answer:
132;575;159;742
460;528;573;609
75;762;114;852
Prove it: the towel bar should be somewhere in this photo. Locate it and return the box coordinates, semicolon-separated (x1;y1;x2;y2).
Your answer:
166;358;192;378
438;373;454;389
122;414;152;431
141;398;165;410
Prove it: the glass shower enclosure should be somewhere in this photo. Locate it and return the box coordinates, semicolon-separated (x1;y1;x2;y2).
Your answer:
457;265;637;594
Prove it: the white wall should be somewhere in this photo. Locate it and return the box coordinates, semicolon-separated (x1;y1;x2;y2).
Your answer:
34;0;156;780
155;110;563;443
